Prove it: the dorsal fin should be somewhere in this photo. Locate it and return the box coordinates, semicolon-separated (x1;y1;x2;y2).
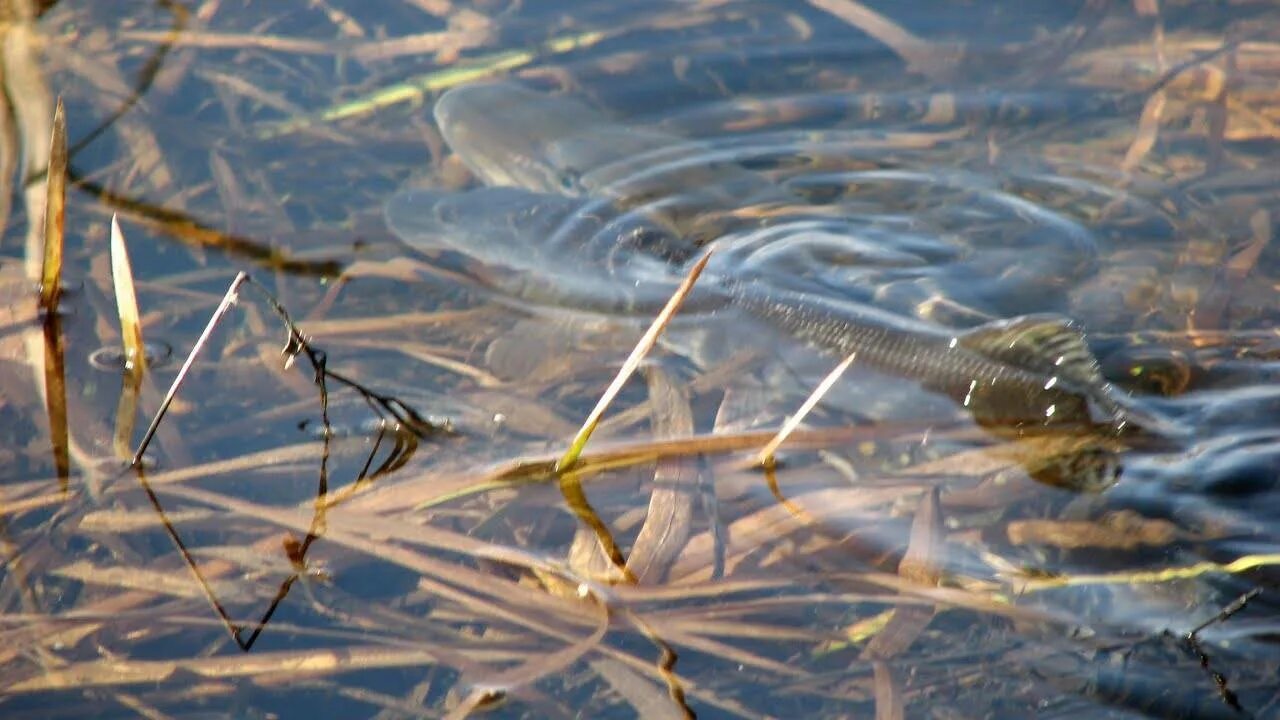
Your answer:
956;314;1107;391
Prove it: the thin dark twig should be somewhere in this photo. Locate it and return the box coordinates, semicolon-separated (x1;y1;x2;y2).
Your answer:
1183;588;1261;714
1145;37;1247;98
558;472;636;584
131;272;444;649
132;272;249;466
244;276;455;438
330;366;455;437
364;424;419;478
616;608;694;719
132;465;247;648
1188;588;1260;637
233;574;299;652
67;174;345;276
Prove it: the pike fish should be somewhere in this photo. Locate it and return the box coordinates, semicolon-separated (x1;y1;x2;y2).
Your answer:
387;81;1149;434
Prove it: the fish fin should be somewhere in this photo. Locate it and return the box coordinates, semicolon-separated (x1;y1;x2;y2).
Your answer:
957;314;1108;391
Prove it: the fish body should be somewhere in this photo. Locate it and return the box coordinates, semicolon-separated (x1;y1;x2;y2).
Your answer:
727;279;1130;429
394;81;1143;433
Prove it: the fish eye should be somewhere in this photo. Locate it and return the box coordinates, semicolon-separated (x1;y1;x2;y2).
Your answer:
558;168;581;192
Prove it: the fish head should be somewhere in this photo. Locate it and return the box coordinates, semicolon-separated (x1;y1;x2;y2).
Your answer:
434;82;599;193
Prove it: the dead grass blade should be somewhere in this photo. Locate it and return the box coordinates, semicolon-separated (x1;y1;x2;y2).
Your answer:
667;485;916;582
640;620;804;678
0;63;12;238
613;577;804;604
1121;89;1167;172
406;424;906;512
626;368;696;584
257;29;609;139
121;440;325;490
3;644;443;694
338;338;504;387
111;376;141;463
110;215;146;459
298;307;500;337
754;350;857;467
590;657;691;720
614;610;693;718
37;97;65;312
79;508;215;533
653;616;822;643
1196;208;1272;328
873;661;905;720
157;483;603;637
862;487;942;660
806;0;961;81
760;461;812;526
28;95;70;479
557;252;712;472
118;29;340;54
445;599;610;720
817;609;895;656
1231;209;1272;280
50;559;236;600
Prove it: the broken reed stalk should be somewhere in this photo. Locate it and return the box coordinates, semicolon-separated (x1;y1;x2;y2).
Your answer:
38;97;66;311
555;251;712;472
37;98;70;481
133;272;249;466
754;351;858;467
109;215;146;379
110;215;146;459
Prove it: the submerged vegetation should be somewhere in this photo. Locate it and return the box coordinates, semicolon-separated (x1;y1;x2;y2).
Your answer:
2;1;1280;718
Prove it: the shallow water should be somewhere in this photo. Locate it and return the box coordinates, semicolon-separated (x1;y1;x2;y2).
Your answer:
2;1;1280;718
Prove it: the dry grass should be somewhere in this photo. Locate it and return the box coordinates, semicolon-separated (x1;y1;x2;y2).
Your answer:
1;1;1278;718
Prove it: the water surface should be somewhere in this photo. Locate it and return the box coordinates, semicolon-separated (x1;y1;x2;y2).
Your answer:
2;1;1279;718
